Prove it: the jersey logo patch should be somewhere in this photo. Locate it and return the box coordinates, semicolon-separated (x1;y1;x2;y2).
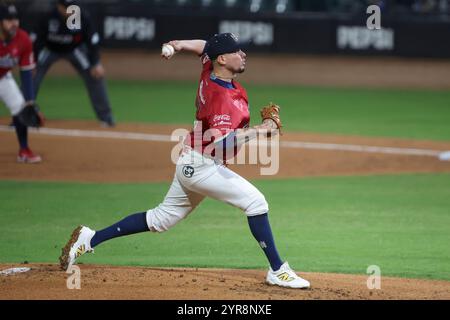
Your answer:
0;54;18;68
182;166;195;178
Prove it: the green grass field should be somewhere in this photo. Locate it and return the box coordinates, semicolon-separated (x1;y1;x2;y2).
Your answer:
2;77;449;140
1;77;449;281
0;174;449;280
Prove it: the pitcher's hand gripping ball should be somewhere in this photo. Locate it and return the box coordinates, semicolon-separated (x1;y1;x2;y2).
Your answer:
161;44;175;59
260;102;282;134
17;103;45;127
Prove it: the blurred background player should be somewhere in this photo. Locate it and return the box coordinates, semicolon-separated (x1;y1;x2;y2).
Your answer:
33;0;115;127
0;3;42;163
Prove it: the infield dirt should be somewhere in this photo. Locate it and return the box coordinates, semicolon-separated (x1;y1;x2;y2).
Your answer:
1;119;450;183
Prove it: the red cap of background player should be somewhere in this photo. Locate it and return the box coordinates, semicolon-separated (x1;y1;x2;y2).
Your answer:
0;3;18;20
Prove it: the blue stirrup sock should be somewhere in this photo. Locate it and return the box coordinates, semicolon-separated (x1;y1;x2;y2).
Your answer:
90;212;148;248
247;213;284;271
90;211;284;272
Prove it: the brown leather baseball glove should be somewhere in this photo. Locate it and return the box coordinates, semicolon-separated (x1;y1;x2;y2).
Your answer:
260;102;282;132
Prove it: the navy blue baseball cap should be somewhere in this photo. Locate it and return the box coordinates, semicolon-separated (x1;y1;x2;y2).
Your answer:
0;4;19;20
58;0;78;6
203;33;242;60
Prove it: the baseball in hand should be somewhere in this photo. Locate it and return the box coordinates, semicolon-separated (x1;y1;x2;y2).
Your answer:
162;44;175;58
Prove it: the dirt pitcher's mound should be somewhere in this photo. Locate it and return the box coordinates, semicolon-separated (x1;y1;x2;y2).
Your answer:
0;264;449;300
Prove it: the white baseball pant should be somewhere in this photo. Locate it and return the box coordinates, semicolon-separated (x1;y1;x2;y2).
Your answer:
0;72;25;116
146;146;269;232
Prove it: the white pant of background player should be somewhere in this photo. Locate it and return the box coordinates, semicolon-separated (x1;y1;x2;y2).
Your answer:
0;72;25;115
146;146;268;232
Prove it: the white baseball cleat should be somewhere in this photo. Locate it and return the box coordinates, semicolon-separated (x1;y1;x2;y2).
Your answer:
59;225;95;271
266;262;310;289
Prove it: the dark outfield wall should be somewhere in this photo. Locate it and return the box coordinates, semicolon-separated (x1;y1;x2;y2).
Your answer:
16;3;450;58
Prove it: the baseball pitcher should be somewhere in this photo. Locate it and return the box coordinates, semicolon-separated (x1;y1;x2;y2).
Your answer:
59;33;310;289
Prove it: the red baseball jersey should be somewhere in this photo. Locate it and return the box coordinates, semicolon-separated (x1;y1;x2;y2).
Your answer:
187;54;250;158
0;28;35;78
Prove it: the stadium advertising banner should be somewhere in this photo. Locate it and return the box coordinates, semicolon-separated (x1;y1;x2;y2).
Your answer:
20;4;450;58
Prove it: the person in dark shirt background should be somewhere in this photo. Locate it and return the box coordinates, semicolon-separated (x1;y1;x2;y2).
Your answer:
33;0;115;127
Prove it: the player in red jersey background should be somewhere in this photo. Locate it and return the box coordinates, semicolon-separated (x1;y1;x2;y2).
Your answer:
0;3;41;163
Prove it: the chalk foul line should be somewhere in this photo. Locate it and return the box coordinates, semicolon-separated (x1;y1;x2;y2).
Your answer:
0;125;449;160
